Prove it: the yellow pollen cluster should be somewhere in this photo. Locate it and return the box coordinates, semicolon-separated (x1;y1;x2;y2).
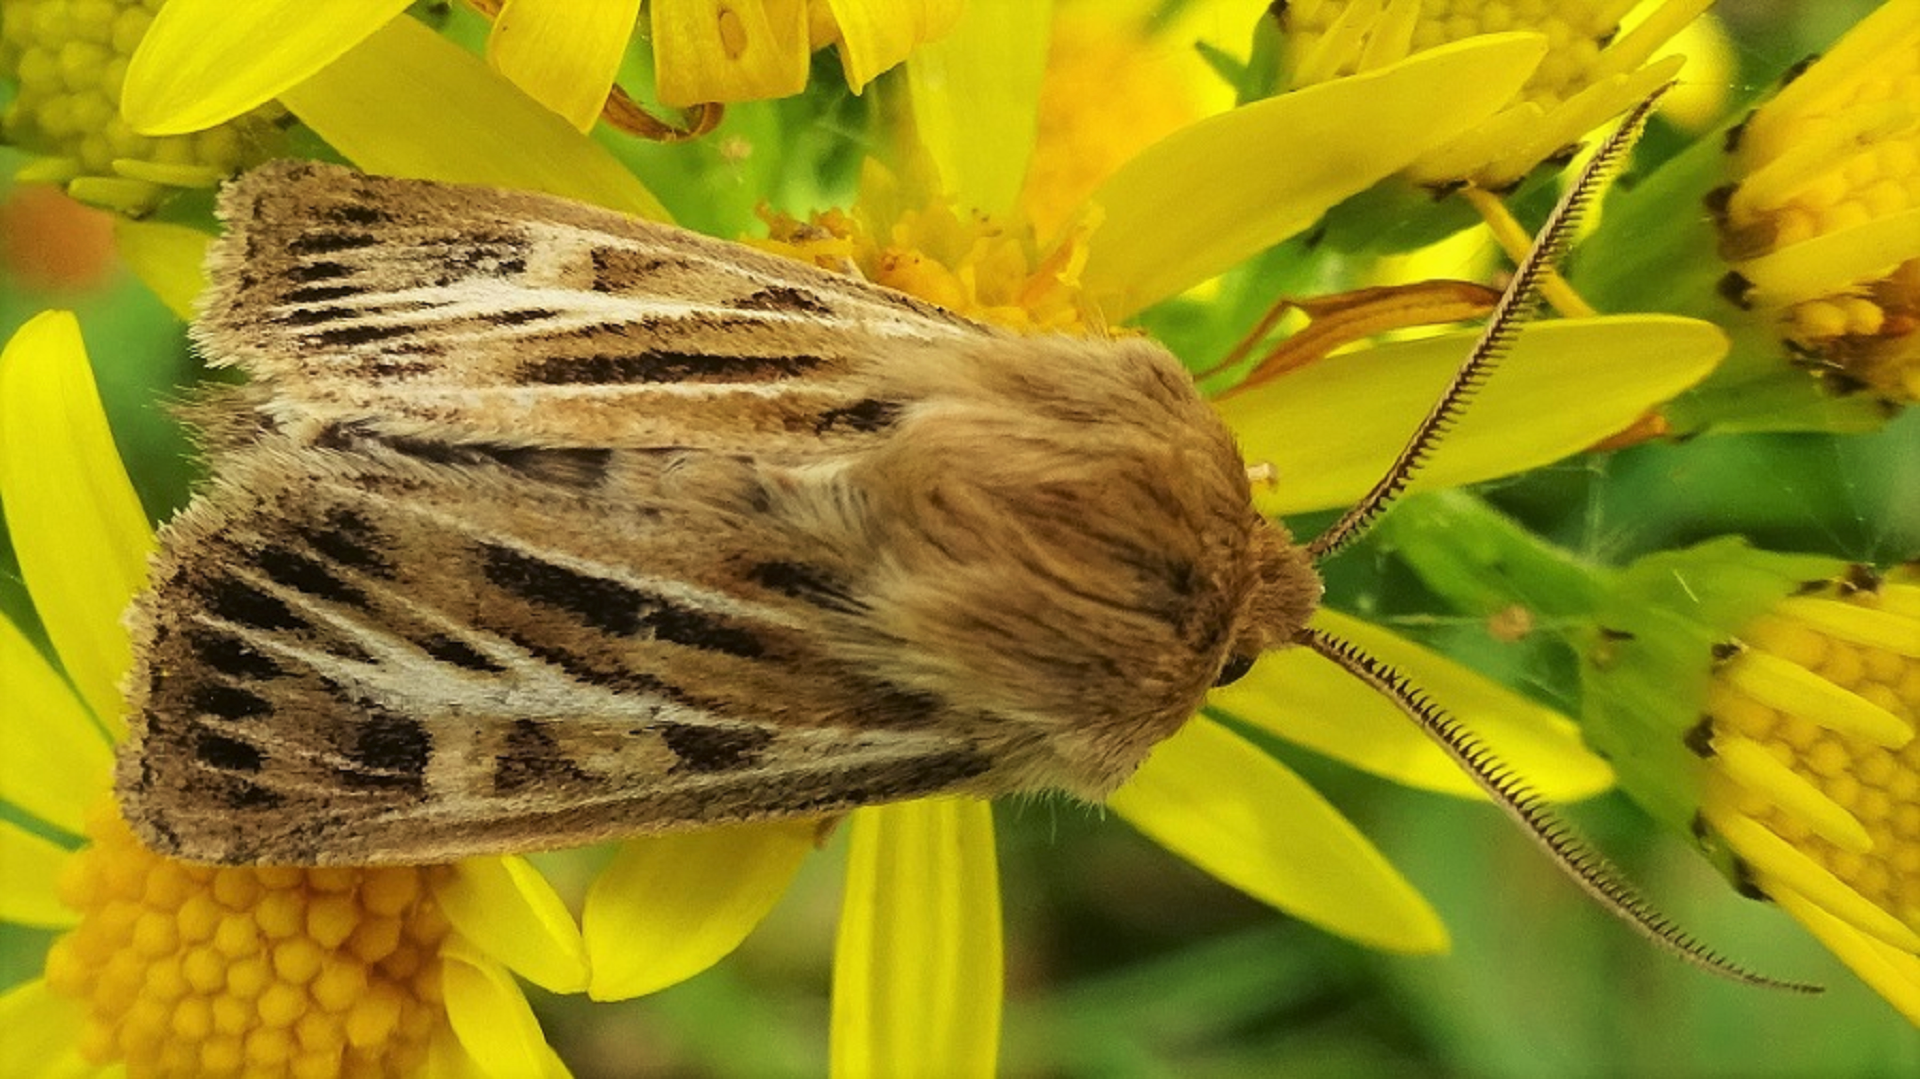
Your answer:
1701;578;1920;950
0;0;282;207
1277;0;1690;185
44;802;453;1079
1719;6;1920;401
753;202;1099;335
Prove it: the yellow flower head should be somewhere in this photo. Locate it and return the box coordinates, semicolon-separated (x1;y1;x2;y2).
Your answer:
1698;566;1920;1020
46;803;451;1076
1583;540;1920;1021
1277;0;1698;188
0;0;284;210
1714;0;1920;404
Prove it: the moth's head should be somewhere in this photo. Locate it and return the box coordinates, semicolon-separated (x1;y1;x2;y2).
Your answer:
1213;520;1322;687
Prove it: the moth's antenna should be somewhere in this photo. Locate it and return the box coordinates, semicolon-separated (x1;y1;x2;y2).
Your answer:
1306;89;1668;562
1301;627;1822;993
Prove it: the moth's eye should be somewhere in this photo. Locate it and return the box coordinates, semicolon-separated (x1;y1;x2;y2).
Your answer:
1213;653;1255;687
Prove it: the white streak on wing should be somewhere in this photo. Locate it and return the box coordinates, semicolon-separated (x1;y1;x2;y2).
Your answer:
276;279;965;346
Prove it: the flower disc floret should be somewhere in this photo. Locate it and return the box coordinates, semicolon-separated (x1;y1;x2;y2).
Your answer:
45;801;453;1079
0;0;284;208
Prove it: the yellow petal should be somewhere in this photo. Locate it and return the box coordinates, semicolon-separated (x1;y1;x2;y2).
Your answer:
1081;33;1549;319
112;220;212;322
1739;209;1920;308
1221;315;1726;515
831;799;999;1079
122;0;410;135
0;980;88;1078
436;857;588;994
0;312;154;732
440;941;573;1079
0;822;77;928
651;0;810;107
489;0;644;132
1709;809;1920;953
904;0;1049;216
0;615;113;837
280;15;669;220
583;820;815;1000
828;0;963;92
1215;609;1615;801
1771;884;1920;1026
1108;716;1448;954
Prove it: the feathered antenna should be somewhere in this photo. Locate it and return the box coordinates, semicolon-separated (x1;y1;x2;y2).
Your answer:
1305;90;1822;993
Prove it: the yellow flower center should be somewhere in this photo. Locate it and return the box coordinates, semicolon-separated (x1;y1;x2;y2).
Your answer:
44;801;453;1078
1718;12;1920;403
754;196;1100;335
1700;577;1920;947
1017;7;1218;241
0;0;283;208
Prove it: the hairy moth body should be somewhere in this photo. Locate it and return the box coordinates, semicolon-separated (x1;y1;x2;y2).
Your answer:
117;162;1320;865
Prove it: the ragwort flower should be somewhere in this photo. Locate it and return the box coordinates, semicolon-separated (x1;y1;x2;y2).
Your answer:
1582;541;1920;1022
1713;0;1920;405
0;312;589;1078
1576;0;1919;431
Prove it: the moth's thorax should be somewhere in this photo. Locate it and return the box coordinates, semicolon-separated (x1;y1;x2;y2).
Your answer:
826;335;1286;798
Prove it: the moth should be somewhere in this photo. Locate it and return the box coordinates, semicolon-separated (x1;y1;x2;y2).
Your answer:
113;98;1801;989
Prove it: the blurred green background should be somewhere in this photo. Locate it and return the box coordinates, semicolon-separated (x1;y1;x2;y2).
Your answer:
3;1;1917;1075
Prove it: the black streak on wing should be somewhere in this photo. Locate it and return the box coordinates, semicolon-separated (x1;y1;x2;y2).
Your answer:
306;322;421;349
288;230;380;256
814;398;902;434
589;247;678;293
187;630;285;680
258;545;369;608
296;509;395;578
658;723;774;774
747;561;865;614
495;719;592;794
189;682;274;721
203;577;309;633
360;431;613;487
193;728;264;772
417;634;507;673
342;711;432;793
480;544;766;657
729;286;833;317
516;351;828;386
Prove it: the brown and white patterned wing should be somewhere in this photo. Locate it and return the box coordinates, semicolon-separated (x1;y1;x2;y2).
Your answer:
118;432;1000;866
196;161;991;454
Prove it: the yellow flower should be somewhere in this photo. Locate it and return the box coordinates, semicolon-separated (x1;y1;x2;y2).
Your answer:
1582;540;1920;1021
1275;0;1702;188
0;0;286;210
579;28;1730;1072
1700;569;1920;1020
1714;0;1920;404
115;0;958;140
0;311;589;1078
